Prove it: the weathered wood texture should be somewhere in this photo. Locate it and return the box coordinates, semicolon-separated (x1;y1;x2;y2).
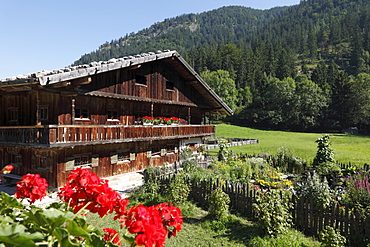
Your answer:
85;63;204;105
0;55;220;189
0;125;214;146
0;139;180;188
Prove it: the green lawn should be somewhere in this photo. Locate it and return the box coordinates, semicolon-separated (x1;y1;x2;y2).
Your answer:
215;124;370;165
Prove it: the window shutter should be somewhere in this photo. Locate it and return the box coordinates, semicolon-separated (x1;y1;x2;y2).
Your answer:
66;157;75;171
92;154;99;167
110;153;118;164
130;153;136;161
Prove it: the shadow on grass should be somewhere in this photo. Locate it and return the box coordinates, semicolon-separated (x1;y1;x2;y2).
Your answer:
193;214;262;245
220;218;261;244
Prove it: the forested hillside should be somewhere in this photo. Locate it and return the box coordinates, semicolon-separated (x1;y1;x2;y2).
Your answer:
73;0;370;133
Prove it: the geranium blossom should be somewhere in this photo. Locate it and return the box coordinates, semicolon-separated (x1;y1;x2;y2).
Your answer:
123;203;183;247
58;167;128;218
124;204;167;247
156;203;183;237
103;228;122;246
14;173;48;204
2;164;14;174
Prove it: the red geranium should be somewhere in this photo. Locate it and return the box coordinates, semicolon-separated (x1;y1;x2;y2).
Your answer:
156;203;183;238
123;204;167;247
103;228;121;246
14;173;48;204
58;167;128;218
123;203;183;247
2;164;14;174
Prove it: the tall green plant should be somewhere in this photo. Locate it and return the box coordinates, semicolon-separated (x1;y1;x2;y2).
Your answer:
253;189;293;236
164;174;191;205
206;187;230;220
295;171;333;209
312;134;336;173
319;226;346;247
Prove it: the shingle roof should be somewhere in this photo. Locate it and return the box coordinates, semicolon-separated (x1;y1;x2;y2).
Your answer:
0;50;233;115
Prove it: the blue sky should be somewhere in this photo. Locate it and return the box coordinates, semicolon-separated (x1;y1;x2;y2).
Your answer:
0;0;300;79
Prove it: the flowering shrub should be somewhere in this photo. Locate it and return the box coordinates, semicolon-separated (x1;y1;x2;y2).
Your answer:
342;170;370;215
14;173;48;204
294;171;333;209
0;168;183;246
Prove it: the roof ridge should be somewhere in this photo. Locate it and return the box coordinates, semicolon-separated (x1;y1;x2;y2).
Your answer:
0;50;175;83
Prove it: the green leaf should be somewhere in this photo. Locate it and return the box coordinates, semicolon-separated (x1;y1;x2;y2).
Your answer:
52;227;80;247
0;215;15;224
66;220;91;240
0;223;44;246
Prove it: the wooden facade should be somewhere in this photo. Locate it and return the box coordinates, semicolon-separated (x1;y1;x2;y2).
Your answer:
0;50;232;187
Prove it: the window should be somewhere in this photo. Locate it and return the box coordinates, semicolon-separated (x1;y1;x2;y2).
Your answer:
166;81;174;90
74;154;90;167
108;110;118;120
40;106;49;120
135;75;147;85
37;155;52;171
75;108;89;119
118;149;130;162
9;108;18;122
167;144;176;153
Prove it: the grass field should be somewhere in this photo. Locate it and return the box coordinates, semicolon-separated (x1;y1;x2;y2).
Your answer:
215;124;370;165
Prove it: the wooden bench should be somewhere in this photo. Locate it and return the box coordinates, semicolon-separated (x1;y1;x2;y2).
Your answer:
2;174;22;185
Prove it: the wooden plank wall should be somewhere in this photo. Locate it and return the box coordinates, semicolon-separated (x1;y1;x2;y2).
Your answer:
55;139;179;187
86;61;208;108
0;92;37;126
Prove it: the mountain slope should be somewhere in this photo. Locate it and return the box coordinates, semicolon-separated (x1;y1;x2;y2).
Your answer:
73;6;288;65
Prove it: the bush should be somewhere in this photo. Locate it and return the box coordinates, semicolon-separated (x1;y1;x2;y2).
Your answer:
206;187;230;220
342;169;370;216
312;134;335;171
294;171;333;209
253;189;293;236
319;226;346;247
272;146;306;174
164;174;191;205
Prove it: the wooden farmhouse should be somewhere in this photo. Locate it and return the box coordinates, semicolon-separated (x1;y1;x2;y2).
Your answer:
0;50;232;187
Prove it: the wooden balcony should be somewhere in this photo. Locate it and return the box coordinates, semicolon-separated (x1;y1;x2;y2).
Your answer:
0;125;215;147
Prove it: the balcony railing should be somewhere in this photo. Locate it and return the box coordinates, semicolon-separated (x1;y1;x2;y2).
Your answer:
0;125;215;147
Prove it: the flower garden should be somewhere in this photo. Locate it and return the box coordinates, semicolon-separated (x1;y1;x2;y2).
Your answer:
1;134;370;246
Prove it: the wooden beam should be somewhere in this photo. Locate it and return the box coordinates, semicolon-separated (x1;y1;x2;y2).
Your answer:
52;81;71;88
73;77;92;85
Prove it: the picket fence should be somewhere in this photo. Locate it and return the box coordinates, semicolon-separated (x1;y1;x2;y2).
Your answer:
156;174;370;246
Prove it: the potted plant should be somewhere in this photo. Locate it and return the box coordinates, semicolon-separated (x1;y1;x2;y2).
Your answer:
142;116;154;125
170;117;180;125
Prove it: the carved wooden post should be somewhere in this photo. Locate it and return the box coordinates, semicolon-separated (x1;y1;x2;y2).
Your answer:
151;103;154;117
187;107;191;124
36;91;41;125
72;98;75;125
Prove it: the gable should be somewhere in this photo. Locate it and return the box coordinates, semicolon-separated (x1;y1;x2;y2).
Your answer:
0;50;233;115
